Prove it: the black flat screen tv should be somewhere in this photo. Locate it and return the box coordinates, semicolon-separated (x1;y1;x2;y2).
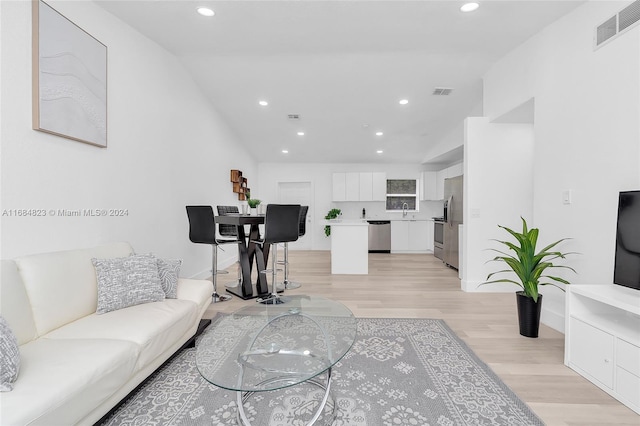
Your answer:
613;190;640;290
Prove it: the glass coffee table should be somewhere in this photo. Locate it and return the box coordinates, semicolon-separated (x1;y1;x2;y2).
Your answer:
196;295;357;425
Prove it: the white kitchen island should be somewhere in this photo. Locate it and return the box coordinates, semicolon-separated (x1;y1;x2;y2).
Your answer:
324;219;369;274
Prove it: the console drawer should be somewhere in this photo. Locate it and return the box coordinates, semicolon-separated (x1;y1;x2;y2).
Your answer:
616;366;640;408
617;339;640;377
569;318;614;389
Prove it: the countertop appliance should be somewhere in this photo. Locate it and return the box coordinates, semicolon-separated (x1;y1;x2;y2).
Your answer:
443;175;463;269
367;220;391;253
433;218;444;260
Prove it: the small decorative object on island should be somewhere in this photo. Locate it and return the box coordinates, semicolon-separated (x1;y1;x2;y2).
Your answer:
482;217;576;338
247;197;261;214
324;208;342;236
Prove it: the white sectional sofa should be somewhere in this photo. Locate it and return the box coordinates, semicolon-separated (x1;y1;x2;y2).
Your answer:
0;242;213;426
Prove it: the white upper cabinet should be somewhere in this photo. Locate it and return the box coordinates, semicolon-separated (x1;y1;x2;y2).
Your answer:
372;172;386;201
359;172;373;201
421;171;438;201
332;172;387;201
345;172;360;200
434;163;464;200
332;173;346;201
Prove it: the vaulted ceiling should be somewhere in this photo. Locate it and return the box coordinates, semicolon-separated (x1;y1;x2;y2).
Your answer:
97;1;583;164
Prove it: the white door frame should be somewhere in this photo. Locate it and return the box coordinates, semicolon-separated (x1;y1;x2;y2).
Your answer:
277;181;313;250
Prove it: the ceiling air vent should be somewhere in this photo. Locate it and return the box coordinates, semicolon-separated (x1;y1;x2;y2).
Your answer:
287;114;301;120
594;0;640;49
432;87;453;96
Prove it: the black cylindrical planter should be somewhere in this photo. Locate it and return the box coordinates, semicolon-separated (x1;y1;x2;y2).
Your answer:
516;292;543;338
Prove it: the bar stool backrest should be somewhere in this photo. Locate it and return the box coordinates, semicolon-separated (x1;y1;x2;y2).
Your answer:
263;204;301;245
298;206;309;237
186;206;217;245
216;205;239;237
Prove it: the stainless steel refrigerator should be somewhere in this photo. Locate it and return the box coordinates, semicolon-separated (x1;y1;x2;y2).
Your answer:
443;175;463;270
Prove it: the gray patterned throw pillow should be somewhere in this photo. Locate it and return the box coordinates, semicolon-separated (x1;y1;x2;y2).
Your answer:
0;316;20;392
92;255;165;314
157;258;182;299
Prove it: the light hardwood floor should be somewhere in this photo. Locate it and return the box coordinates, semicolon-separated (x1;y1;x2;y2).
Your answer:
204;251;639;426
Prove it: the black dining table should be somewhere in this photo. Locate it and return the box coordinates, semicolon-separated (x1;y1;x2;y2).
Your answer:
214;214;271;299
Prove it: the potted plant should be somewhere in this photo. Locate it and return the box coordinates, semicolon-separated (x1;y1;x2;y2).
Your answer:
324;208;341;236
483;217;576;338
247;198;261;214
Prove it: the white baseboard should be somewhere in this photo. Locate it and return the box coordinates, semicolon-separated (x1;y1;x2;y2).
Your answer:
188;257;237;280
461;279;516;293
541;305;565;333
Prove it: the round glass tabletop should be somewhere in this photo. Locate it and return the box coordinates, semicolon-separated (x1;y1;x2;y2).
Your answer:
195;295;357;392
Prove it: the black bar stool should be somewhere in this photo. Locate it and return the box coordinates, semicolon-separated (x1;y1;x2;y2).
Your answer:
278;205;309;290
186;206;240;303
252;204;301;305
217;205;244;289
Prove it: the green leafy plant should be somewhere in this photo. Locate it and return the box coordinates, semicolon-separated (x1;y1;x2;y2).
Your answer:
482;217;576;302
247;198;261;208
324;208;342;237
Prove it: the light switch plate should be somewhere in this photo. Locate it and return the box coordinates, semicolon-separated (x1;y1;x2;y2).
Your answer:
562;190;572;205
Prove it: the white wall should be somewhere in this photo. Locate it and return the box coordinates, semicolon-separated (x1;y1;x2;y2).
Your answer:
0;1;257;277
462;118;534;292
257;162;442;250
482;1;640;331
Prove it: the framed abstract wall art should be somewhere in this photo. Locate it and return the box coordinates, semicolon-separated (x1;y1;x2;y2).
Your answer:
32;0;107;147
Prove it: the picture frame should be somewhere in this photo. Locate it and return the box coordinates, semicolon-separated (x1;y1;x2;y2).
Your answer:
32;0;108;148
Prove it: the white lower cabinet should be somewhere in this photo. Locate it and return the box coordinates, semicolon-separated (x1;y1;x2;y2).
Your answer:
391;221;429;253
391;221;409;252
565;285;640;414
568;318;614;388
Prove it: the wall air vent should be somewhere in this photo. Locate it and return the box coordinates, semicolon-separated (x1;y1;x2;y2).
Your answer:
619;0;640;32
594;0;640;49
287;114;301;120
596;16;617;45
432;87;453;96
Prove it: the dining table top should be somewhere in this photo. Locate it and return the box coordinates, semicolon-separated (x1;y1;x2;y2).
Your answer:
214;213;265;226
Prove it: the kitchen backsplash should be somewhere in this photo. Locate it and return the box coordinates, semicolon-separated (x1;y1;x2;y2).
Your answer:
332;200;444;220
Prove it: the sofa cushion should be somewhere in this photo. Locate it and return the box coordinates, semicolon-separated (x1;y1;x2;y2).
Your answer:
43;299;198;370
157;258;182;299
177;278;214;316
0;260;37;345
0;316;20;392
93;254;165;314
14;242;134;336
0;338;138;426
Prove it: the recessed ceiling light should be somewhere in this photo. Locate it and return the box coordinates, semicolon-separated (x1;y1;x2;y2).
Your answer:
375;131;384;136
196;7;215;16
460;2;479;12
297;131;305;136
399;99;409;105
282;149;289;154
377;150;383;154
258;100;268;106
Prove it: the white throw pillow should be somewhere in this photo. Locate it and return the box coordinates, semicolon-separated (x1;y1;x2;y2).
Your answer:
92;255;165;314
0;316;20;391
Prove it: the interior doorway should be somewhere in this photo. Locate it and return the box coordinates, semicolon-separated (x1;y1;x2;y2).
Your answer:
277;181;312;250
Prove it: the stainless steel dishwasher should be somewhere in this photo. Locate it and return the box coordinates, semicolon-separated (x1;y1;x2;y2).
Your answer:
367;220;391;253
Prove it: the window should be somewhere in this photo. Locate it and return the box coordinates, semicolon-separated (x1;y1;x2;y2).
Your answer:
386;179;419;211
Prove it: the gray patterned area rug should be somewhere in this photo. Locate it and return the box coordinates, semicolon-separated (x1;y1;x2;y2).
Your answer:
99;318;543;426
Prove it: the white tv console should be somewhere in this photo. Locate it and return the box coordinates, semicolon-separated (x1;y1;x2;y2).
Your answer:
565;284;640;414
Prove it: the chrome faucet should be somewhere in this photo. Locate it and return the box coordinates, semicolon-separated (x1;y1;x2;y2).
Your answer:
402;202;409;218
